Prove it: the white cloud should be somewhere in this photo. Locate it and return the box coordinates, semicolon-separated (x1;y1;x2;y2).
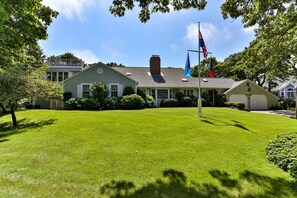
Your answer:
241;26;257;35
42;0;95;21
72;49;100;64
184;22;232;46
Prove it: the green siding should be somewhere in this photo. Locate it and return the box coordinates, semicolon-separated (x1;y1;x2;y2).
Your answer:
64;64;137;98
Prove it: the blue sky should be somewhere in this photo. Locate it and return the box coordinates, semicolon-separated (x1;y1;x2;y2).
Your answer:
40;0;255;68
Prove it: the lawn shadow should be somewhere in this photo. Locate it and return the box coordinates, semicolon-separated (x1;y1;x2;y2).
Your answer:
99;169;297;197
201;117;256;133
0;118;57;140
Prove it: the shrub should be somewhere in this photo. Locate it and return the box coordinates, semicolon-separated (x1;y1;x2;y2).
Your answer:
90;82;109;107
63;92;72;102
146;95;155;107
33;104;41;109
160;98;179;107
175;92;184;102
66;98;81;109
224;102;235;107
137;88;146;100
80;98;98;110
235;102;245;110
180;96;193;107
216;94;226;107
121;94;145;110
123;86;135;96
266;132;297;179
103;98;115;110
280;98;296;109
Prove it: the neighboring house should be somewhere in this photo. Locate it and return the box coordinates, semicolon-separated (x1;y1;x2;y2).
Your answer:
35;58;84;109
270;76;297;99
225;79;279;110
46;58;84;82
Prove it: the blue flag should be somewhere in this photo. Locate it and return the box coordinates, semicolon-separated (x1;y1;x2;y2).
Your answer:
184;52;191;77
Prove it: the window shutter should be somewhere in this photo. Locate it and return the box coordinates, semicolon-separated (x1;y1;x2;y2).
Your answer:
77;84;82;98
118;84;123;96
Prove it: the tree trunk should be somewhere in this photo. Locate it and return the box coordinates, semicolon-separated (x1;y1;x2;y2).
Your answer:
10;102;18;127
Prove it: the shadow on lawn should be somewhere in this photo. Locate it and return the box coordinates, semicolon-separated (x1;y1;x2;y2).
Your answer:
0;118;57;140
100;169;297;198
201;117;255;133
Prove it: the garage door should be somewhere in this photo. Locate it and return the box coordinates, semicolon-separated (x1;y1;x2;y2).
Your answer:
251;95;267;110
229;94;248;108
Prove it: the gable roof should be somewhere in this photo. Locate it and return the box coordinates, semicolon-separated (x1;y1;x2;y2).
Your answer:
63;63;138;84
112;67;235;89
224;79;279;99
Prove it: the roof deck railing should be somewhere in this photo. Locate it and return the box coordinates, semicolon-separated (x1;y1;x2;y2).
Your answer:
46;58;84;67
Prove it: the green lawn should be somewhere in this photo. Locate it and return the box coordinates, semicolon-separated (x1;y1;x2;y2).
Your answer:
0;108;296;197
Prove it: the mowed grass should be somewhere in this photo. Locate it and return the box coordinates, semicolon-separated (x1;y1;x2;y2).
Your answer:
0;108;297;197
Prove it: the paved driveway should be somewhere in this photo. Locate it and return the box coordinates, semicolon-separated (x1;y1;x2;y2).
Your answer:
251;110;296;118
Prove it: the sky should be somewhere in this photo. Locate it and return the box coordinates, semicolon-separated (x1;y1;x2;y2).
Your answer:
40;0;256;68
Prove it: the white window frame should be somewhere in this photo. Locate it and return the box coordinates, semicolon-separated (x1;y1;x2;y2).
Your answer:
109;83;119;97
287;88;294;98
81;83;92;98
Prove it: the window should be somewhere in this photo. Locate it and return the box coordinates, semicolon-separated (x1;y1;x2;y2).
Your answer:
152;89;156;99
157;89;168;99
64;72;69;80
58;72;63;82
82;85;90;97
110;85;118;97
183;90;193;96
287;88;294;98
52;72;57;82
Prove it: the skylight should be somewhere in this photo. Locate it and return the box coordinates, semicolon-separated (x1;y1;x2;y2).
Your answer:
202;79;208;82
126;72;131;76
181;78;188;82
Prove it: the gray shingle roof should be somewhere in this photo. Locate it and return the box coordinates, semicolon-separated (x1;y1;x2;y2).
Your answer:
112;67;235;89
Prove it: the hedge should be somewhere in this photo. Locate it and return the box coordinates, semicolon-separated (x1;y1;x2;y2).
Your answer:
266;132;297;179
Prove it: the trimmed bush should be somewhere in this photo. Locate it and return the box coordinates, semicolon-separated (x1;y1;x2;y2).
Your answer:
121;94;145;110
180;96;193;107
235;102;245;110
66;98;81;109
266;132;297;179
175;92;184;102
80;98;98;110
123;87;135;96
160;98;179;107
104;98;115;110
224;102;236;107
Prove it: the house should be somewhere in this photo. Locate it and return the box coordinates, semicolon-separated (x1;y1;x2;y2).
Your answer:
270;76;297;99
224;79;279;110
50;55;278;110
63;55;234;107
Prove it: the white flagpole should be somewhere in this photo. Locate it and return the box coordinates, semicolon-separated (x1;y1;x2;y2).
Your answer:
198;22;202;117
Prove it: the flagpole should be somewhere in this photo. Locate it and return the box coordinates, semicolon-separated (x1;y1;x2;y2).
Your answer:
198;22;202;117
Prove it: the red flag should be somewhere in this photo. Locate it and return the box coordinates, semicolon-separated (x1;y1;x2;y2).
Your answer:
199;31;208;59
209;58;214;78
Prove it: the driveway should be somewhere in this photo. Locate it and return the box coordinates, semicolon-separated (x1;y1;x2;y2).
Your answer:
251;110;296;118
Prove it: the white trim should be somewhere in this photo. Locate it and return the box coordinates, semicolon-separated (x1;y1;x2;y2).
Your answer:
81;83;92;98
108;83;120;97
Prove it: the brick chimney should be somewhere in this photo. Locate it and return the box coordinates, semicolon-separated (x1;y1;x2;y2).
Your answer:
150;55;161;75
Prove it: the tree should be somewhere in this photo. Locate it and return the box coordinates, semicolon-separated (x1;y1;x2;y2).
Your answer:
0;0;58;68
90;82;109;108
106;62;125;67
0;66;62;127
109;0;207;22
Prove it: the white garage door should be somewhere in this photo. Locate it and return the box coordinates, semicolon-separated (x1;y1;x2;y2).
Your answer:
251;95;267;110
229;94;248;108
